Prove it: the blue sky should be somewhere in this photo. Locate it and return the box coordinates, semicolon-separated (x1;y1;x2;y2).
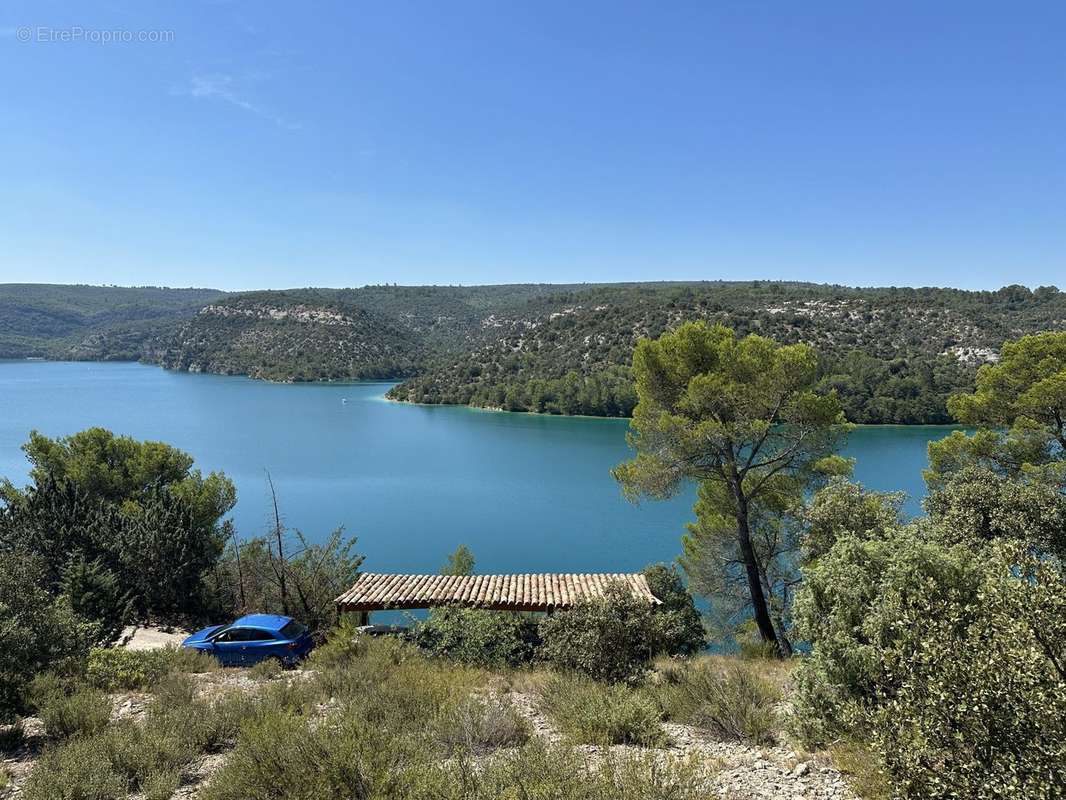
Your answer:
1;1;1064;291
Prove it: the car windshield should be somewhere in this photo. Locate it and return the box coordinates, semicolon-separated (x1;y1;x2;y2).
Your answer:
280;621;307;639
207;624;232;640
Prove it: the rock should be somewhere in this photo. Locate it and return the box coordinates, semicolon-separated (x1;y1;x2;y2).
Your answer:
793;761;810;777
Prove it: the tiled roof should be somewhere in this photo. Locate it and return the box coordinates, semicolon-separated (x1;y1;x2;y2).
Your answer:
334;572;660;612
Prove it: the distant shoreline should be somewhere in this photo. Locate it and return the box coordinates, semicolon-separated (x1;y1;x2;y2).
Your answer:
0;358;966;429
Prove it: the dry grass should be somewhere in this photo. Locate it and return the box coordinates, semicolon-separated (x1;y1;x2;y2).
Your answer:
827;741;891;800
539;674;667;747
653;657;784;745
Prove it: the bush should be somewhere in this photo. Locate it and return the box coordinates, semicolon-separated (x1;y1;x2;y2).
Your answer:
34;681;111;739
642;564;706;655
200;709;376;800
306;616;367;668
795;518;1066;799
655;660;781;745
540;674;666;747
85;648;172;691
0;550;98;721
248;656;284;680
434;693;530;754
59;556;132;644
537;584;664;684
436;739;714;799
84;646;218;691
21;735;125;800
415;607;540;668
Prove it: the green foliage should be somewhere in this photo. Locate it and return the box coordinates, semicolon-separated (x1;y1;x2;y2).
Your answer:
0;550;98;721
540;674;666;747
801;476;904;563
13;282;1066;423
0;283;223;360
442;544;476;576
537;584;666;684
794;477;1066;799
84;646;216;691
34;681;111;739
614;321;846;654
16;427;236;530
641;564;706;655
21;734;126;800
433;693;531;754
415;608;541;668
388;282;1066;424
654;660;781;745
924;464;1066;558
928;331;1066;489
59;556;132;643
1;427;236;617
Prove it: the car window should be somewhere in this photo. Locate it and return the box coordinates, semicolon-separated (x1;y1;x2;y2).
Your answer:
280;621;307;639
214;629;240;642
243;628;275;641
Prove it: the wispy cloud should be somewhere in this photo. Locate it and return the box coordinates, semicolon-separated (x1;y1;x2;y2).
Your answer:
174;73;301;131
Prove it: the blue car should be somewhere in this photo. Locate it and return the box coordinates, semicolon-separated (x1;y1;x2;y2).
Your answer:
181;614;313;667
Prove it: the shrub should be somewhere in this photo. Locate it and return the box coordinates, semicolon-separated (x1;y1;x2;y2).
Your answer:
795;520;1066;798
200;709;377;800
434;693;530;754
537;583;663;684
165;644;220;674
59;556;132;643
415;607;540;667
307;616;367;668
642;564;706;655
100;718;192;791
35;682;111;739
437;739;714;799
21;735;125;800
248;656;284;680
540;674;666;747
0;550;98;721
85;646;218;691
85;648;171;690
655;660;781;745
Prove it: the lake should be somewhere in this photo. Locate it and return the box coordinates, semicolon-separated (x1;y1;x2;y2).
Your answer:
0;361;949;576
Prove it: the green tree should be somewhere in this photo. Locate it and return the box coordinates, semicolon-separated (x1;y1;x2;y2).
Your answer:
442;544;475;576
924;464;1066;559
5;427;236;538
927;331;1066;488
613;322;847;655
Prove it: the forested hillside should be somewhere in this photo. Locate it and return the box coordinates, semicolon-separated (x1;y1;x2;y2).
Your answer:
388;282;1066;423
0;284;224;360
4;281;1065;423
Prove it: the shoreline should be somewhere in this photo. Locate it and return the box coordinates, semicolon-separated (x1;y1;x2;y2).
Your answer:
2;357;965;429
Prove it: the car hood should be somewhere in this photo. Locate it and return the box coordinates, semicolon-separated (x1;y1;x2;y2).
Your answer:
183;625;225;645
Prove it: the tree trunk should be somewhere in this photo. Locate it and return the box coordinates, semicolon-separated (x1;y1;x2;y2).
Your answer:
266;471;290;616
734;489;786;657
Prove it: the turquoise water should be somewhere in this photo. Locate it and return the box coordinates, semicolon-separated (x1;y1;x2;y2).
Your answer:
0;361;950;575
